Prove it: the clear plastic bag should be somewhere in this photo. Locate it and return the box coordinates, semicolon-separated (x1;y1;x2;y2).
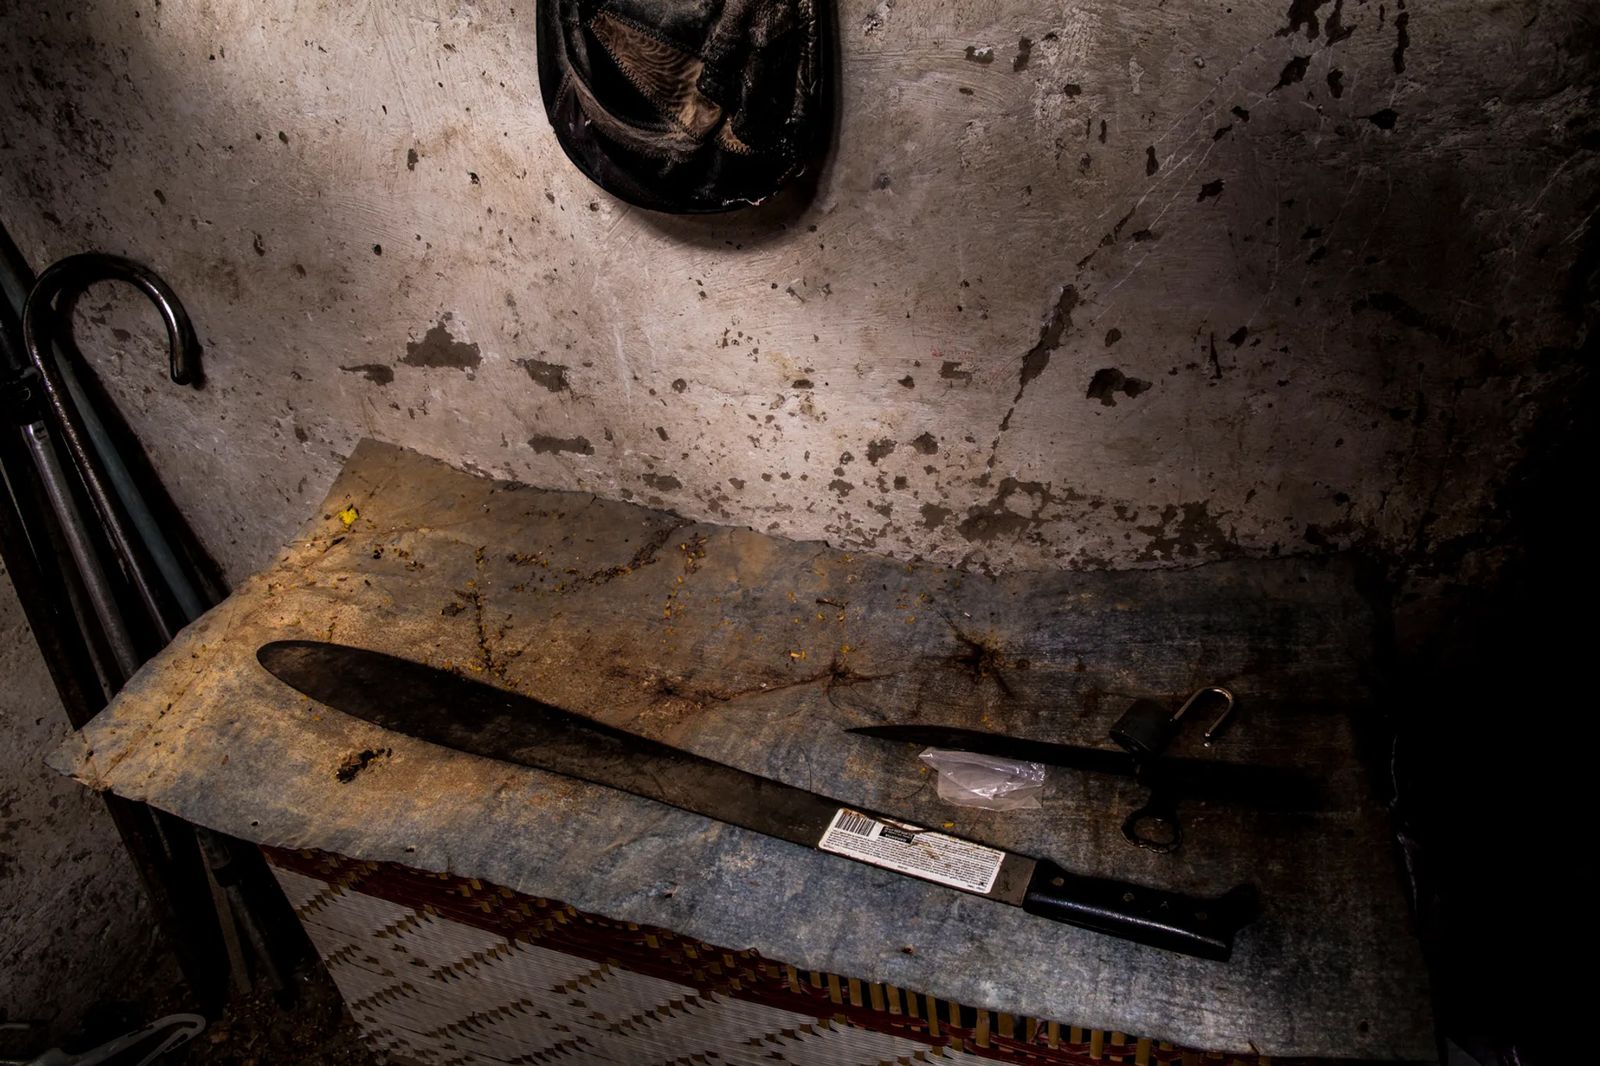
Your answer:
918;748;1048;811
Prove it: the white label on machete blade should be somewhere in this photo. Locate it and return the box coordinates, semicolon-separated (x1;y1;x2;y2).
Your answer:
817;809;1004;895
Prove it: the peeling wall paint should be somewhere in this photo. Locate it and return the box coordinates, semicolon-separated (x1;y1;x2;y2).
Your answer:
1;1;1593;582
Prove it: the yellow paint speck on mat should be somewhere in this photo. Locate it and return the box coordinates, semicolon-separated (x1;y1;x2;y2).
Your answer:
337;505;359;526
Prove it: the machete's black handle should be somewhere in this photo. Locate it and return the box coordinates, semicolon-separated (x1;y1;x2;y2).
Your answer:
1022;861;1258;961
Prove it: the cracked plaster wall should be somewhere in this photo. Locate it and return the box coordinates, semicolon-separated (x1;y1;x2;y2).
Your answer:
1;0;1592;585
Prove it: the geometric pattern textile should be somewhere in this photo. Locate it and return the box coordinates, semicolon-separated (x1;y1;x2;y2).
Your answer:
268;849;1310;1066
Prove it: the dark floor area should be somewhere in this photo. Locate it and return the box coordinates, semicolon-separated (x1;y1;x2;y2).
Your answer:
162;963;379;1066
2;957;378;1066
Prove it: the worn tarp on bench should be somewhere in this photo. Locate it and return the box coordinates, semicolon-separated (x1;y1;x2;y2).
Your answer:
54;439;1431;1059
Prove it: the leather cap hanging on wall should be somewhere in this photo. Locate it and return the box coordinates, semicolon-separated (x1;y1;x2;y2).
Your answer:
537;0;824;213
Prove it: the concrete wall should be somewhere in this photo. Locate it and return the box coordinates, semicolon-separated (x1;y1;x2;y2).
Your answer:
0;0;1593;1035
3;0;1591;583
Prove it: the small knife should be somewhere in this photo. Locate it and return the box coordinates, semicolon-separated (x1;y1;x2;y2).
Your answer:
848;724;1320;810
258;640;1259;960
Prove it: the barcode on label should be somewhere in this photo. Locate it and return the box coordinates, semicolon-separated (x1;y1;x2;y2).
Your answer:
835;811;877;836
818;808;1004;895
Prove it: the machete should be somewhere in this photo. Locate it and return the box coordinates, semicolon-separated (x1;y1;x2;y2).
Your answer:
257;640;1258;960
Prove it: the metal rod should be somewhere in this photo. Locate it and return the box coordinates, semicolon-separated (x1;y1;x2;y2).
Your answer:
0;440;107;723
1;449;120;698
51;341;209;620
20;419;142;676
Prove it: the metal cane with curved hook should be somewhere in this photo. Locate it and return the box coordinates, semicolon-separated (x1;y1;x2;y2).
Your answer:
21;254;205;656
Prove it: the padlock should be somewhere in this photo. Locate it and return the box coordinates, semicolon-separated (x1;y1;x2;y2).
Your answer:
1110;687;1237;758
1109;699;1178;757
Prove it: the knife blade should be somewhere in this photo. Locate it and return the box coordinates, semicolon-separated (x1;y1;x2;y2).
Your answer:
847;724;1320;810
257;639;1258;960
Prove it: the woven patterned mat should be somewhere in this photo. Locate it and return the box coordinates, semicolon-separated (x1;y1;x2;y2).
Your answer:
269;848;1313;1066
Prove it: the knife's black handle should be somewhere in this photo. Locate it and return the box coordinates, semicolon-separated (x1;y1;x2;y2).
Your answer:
1022;861;1258;961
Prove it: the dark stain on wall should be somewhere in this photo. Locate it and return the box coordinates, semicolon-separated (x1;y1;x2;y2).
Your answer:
516;358;570;392
1275;55;1311;90
1013;37;1033;71
643;473;682;491
403;317;482;370
1325;0;1355;42
340;363;394;385
1392;0;1410;71
1016;286;1078;401
1277;0;1330;38
957;478;1073;543
528;434;595;455
1086;368;1152;406
1135;501;1236;562
866;438;897;463
1077;205;1138;269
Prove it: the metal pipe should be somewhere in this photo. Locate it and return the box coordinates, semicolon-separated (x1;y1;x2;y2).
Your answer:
20;419;142;676
52;342;209;620
1;293;117;706
0;446;108;723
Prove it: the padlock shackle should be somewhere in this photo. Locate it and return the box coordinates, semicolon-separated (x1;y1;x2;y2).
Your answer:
1172;686;1237;745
